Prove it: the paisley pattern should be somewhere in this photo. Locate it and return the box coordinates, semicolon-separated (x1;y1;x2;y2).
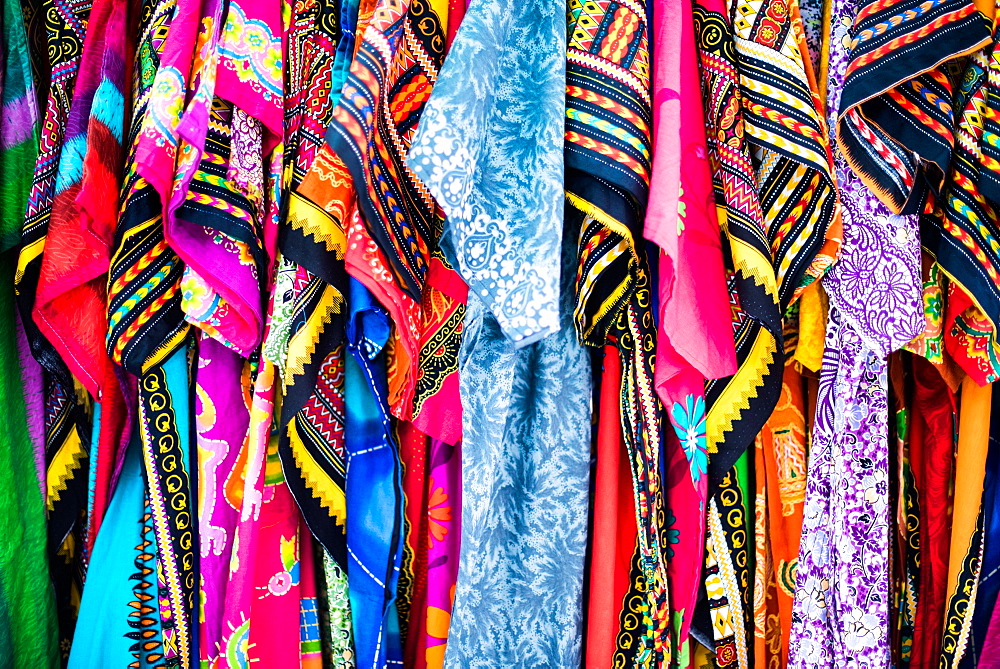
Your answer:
406;0;567;347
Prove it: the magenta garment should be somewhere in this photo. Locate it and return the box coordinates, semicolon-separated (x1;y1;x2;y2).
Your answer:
644;0;735;649
422;439;462;665
196;336;251;664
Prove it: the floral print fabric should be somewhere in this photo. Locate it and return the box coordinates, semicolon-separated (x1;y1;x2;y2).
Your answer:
788;0;924;661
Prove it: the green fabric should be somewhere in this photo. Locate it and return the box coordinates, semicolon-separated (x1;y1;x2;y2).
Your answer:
0;250;59;669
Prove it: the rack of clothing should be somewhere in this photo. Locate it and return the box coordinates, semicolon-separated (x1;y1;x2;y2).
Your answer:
2;0;1000;664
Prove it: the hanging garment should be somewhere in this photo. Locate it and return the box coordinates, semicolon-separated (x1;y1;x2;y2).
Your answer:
406;0;593;661
788;0;926;658
647;0;737;656
67;436;163;669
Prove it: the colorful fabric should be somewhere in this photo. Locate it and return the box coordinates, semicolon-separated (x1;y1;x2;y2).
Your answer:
344;278;406;669
406;0;566;348
836;0;989;213
789;0;925;660
196;337;251;666
0;251;59;668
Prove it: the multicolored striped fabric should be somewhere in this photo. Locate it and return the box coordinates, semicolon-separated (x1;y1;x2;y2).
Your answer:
837;0;990;212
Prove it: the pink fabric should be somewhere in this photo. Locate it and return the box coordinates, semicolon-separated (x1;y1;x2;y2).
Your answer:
644;0;736;651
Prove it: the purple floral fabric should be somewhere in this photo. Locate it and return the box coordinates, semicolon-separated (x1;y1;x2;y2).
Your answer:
788;0;923;664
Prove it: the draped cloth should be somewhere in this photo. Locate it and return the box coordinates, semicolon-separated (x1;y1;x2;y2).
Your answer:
789;0;924;660
0;2;57;664
407;0;592;663
647;0;736;657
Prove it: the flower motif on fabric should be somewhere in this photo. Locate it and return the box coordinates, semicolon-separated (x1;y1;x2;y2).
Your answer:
427;478;452;545
666;510;681;559
671;394;707;483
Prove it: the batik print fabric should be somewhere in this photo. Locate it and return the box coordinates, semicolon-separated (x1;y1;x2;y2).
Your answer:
444;222;592;668
406;0;565;349
789;0;924;660
407;0;592;663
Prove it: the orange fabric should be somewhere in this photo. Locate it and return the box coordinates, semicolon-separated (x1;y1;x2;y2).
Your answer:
946;378;992;600
753;359;808;668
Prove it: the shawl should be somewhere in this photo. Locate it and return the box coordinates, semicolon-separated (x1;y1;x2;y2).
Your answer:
323;0;448;418
789;0;924;659
33;0;130;555
693;0;783;485
836;0;989;213
924;9;1000;386
16;0;92;375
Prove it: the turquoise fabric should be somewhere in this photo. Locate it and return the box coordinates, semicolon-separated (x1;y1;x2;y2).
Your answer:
68;435;161;668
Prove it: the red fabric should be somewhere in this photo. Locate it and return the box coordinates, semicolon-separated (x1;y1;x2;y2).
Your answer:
910;355;956;667
585;346;638;668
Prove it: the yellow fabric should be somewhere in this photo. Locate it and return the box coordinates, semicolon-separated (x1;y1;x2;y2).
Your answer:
794;281;828;372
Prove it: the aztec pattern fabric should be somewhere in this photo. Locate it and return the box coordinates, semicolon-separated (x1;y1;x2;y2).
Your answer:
923;14;1000;386
564;0;652;245
731;0;837;305
646;0;737;658
789;2;924;659
444;218;592;667
106;0;188;375
836;0;989;213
